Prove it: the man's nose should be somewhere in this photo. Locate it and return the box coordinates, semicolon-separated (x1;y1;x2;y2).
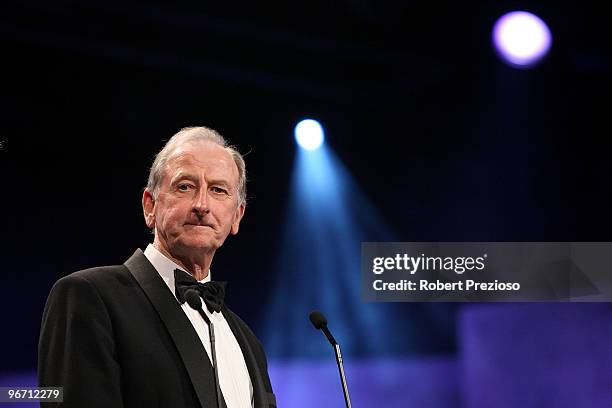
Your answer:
193;188;210;215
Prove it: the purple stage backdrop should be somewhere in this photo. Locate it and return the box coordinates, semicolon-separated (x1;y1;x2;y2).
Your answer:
2;303;611;407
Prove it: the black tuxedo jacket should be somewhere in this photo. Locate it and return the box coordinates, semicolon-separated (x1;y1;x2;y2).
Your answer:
38;249;276;408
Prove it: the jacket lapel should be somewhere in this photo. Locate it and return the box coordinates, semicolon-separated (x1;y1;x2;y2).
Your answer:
222;308;268;408
124;249;217;408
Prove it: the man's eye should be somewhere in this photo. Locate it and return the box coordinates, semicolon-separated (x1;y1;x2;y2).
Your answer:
178;183;193;191
211;186;228;194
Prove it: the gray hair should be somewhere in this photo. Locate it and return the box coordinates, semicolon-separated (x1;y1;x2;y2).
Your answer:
146;126;247;206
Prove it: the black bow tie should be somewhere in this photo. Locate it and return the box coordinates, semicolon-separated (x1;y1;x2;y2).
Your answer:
174;268;227;313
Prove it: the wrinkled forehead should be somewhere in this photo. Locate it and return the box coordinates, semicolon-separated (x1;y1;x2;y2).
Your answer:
163;142;239;185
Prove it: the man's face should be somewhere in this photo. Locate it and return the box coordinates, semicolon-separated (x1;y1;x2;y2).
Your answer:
143;141;245;259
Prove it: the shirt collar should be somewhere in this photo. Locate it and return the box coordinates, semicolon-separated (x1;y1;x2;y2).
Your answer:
143;244;211;297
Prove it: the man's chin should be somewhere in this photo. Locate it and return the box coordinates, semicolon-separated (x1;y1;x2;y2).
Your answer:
174;239;220;254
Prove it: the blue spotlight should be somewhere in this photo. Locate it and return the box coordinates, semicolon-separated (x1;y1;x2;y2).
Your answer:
294;119;324;151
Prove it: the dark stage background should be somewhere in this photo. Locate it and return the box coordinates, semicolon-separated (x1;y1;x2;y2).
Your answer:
1;1;611;407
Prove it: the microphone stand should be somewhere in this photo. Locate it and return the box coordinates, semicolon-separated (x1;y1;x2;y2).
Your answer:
185;290;222;408
196;310;222;408
320;324;352;408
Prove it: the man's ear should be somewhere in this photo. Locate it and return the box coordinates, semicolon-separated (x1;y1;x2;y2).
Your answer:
230;203;246;235
142;189;156;229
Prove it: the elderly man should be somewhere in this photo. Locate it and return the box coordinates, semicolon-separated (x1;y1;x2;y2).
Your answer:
38;127;275;408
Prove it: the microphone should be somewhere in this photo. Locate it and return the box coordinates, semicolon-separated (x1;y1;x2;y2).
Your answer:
185;289;222;408
309;310;352;408
309;310;338;345
309;310;327;329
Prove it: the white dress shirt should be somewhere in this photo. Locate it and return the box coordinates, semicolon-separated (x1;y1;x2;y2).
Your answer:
144;244;253;408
